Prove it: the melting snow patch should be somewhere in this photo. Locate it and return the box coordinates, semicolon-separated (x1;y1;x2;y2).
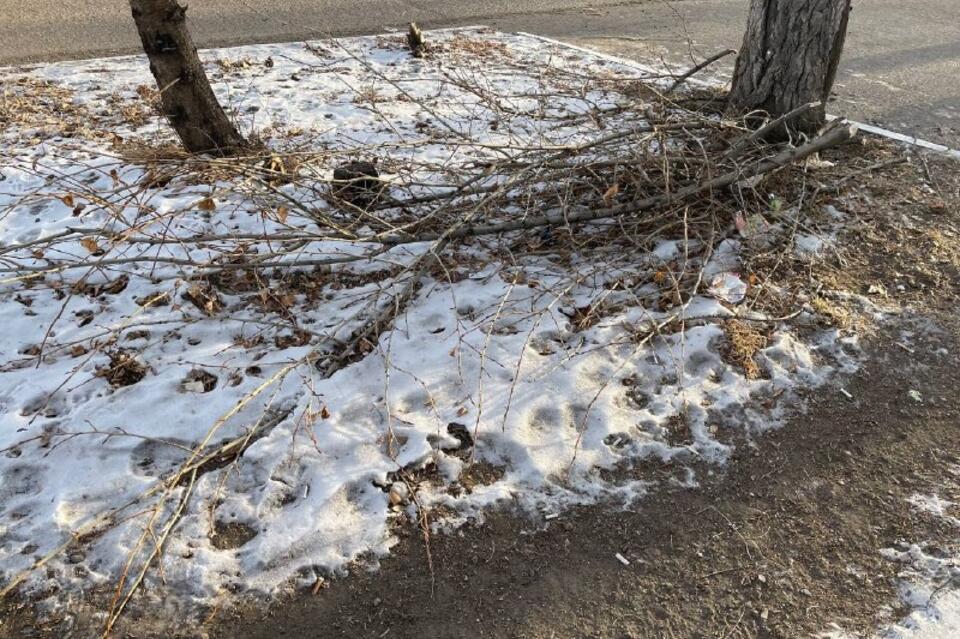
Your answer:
909;494;960;528
878;543;960;639
825;471;960;639
795;233;830;257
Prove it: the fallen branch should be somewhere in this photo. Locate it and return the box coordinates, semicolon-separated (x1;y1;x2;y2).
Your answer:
377;122;859;244
666;49;736;94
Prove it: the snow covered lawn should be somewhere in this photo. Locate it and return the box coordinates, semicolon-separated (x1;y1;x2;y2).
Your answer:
0;27;860;623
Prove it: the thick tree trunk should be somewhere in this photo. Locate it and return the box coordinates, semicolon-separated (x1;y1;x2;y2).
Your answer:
729;0;851;135
129;0;248;155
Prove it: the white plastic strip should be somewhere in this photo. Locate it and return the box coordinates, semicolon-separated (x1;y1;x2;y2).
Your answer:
826;115;960;160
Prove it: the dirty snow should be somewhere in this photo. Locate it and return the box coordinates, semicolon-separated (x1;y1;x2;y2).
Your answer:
825;467;960;639
0;28;855;613
880;471;960;639
879;542;960;639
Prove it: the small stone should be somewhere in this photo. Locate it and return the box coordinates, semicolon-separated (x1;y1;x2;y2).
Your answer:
332;161;381;208
67;551;85;564
388;481;409;506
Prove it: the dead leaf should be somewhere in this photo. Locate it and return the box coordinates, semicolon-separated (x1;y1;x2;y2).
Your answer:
197;197;217;211
273;329;311;349
268;155;285;173
96;350;147;387
59;193;75;208
79;238;100;254
101;275;129;295
183;284;223;316
602;183;620;206
277;206;289;224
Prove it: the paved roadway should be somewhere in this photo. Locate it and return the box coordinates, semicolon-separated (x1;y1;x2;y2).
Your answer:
0;0;646;63
2;0;958;148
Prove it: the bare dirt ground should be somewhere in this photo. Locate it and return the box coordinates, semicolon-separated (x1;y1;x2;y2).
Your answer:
2;140;959;638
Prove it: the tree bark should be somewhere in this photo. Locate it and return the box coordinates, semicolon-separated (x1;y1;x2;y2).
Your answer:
729;0;852;136
129;0;248;156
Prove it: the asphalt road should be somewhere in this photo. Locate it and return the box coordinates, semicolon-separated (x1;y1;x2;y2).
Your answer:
553;0;960;149
2;0;959;148
0;0;646;63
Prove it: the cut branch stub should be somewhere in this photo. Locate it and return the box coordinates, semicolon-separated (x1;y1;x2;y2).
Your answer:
129;0;249;156
407;22;426;58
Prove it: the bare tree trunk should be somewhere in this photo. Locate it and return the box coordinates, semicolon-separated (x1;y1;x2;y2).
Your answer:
729;0;852;135
129;0;248;156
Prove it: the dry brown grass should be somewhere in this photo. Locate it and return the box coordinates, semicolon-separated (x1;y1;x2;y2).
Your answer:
722;319;769;380
0;77;104;140
811;296;853;329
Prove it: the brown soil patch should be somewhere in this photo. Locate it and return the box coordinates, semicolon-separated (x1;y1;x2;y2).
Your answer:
210;521;258;551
